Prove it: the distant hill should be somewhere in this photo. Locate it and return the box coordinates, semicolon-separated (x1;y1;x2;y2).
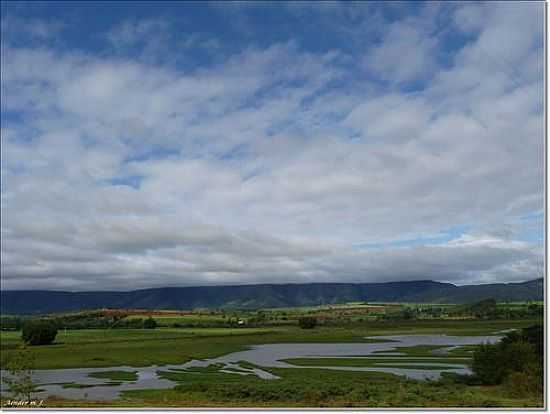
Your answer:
0;278;543;315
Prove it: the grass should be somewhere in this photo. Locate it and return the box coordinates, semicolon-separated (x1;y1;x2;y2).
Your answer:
30;366;542;408
0;318;542;408
283;357;469;370
0;327;276;369
127;314;231;326
0;319;537;370
177;364;225;374
372;344;480;358
62;382;122;389
374;344;450;356
88;370;138;381
448;345;478;355
235;360;260;370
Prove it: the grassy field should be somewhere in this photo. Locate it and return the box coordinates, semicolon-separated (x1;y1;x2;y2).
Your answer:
0;319;537;370
0;312;543;408
1;327;276;369
126;314;233;326
22;365;542;408
123;365;542;408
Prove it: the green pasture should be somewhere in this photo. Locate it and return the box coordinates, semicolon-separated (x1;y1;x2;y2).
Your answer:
0;319;537;370
0;317;543;408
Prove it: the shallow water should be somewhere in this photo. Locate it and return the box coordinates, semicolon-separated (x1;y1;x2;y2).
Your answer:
0;334;500;401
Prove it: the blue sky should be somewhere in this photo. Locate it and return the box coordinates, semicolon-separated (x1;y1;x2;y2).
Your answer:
0;1;544;290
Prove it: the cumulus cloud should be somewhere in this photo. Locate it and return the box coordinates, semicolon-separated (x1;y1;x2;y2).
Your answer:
0;2;544;290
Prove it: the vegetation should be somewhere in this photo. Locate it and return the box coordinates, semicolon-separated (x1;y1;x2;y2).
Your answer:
383;299;543;321
88;370;138;381
3;345;38;403
2;299;542;333
2;278;542;315
470;324;543;397
38;365;542;408
21;319;58;346
298;316;317;329
283;357;462;370
3;366;540;409
0;301;543;408
1;327;276;369
0;316;25;331
0;319;537;370
143;317;157;329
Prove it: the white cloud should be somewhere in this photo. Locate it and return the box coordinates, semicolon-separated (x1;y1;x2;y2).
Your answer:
363;20;438;84
0;2;544;290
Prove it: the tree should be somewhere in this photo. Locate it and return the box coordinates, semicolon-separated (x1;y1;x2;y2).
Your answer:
1;316;23;331
21;320;58;346
522;324;543;357
401;308;415;320
527;303;543;318
472;325;542;387
143;317;157;329
4;345;38;402
298;317;317;329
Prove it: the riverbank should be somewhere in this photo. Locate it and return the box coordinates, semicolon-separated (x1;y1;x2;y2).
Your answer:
0;319;536;369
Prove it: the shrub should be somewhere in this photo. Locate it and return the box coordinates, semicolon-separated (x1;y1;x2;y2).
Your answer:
472;324;543;388
523;324;543;357
504;369;542;398
21;320;58;346
143;317;157;329
498;341;538;374
298;316;317;329
471;298;497;318
4;345;37;402
1;316;23;331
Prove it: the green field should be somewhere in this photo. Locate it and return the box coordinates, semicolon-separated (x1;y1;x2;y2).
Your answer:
26;365;543;408
0;306;543;408
0;319;536;370
126;314;233;326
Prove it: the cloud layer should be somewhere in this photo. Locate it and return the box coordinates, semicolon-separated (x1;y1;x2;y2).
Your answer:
0;2;544;290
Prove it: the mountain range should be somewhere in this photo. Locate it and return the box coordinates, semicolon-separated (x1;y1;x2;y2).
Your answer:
0;278;543;315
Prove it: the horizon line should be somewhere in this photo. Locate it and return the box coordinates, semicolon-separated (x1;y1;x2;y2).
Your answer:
0;277;542;293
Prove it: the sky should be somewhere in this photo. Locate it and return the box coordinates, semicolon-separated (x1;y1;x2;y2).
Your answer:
0;1;544;291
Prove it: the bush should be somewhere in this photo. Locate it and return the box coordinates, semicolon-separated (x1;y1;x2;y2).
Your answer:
471;343;503;384
1;316;23;331
504;366;543;398
143;317;157;329
298;317;317;329
21;320;58;346
472;324;543;390
4;345;37;402
523;324;543;357
472;340;537;385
